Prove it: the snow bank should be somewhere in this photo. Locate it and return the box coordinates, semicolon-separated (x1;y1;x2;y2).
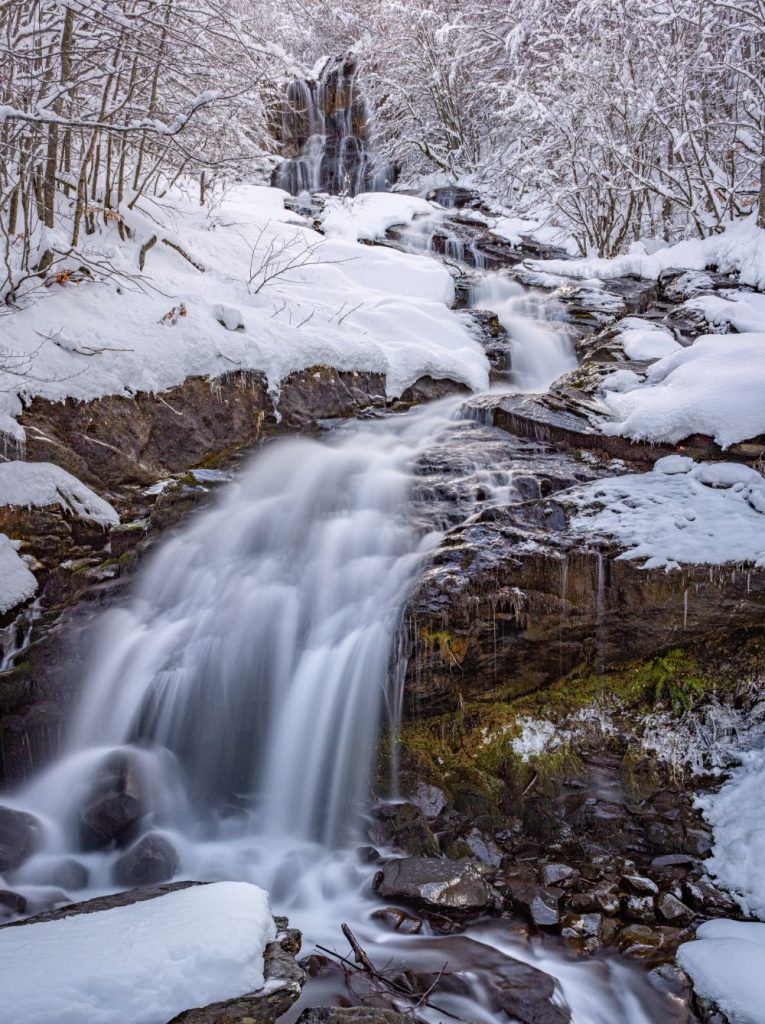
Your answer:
0;185;489;443
0;461;118;526
523;215;765;291
688;290;765;335
0;533;37;613
696;749;765;919
600;332;765;449
567;455;765;569
678;919;765;1024
320;192;435;241
612;317;681;361
0;881;276;1024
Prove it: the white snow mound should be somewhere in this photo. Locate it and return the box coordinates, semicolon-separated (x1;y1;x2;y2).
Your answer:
678;919;765;1024
0;533;37;613
0;881;276;1024
0;461;118;527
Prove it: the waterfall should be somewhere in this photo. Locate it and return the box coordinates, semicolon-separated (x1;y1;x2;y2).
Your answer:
469;273;578;391
275;55;396;197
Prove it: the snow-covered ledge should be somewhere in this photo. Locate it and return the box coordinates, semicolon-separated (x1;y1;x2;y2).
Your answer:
0;881;305;1024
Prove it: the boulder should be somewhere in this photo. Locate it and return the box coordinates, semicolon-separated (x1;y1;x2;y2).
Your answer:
0;805;42;871
369;803;439;857
370;906;423;934
506;880;562;927
655;892;693;925
375;857;494;912
113;833;179;887
78;750;148;850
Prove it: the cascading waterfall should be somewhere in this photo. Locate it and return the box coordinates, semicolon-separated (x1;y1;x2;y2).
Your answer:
275;55;395;197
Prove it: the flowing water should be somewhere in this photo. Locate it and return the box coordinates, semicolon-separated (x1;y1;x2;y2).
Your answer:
1;207;686;1022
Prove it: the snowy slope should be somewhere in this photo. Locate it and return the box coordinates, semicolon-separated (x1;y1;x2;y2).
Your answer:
0;882;276;1024
0;186;489;443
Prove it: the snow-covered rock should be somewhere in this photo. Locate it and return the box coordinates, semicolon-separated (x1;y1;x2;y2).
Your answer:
678;919;765;1024
567;457;765;568
0;461;118;527
0;882;277;1024
0;533;37;613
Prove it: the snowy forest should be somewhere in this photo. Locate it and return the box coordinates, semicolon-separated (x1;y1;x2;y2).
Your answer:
1;1;765;1023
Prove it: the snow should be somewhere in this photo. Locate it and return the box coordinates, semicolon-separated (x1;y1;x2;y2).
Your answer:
0;461;118;526
320;192;435;241
688;290;765;335
511;717;560;760
567;456;765;569
0;533;37;614
0;881;276;1024
611;317;681;360
678;920;765;1024
599;332;765;449
696;749;765;920
523;215;765;291
0;185;490;443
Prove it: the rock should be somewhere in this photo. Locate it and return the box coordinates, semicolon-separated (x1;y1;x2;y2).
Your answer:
683;876;738;915
0;805;42;871
651;854;696;869
399;935;570;1024
426;185;482;209
623;894;656;924
371;906;423;934
655;892;693;925
113;832;179;887
78;750;148;849
560;912;602;938
410;782;448;820
567;886;620;916
647;962;693;1002
464;828;503;867
16;856;89;891
297;1011;410;1024
506;881;561;927
369;803;439;857
553;283;627;327
0;890;27;919
375;857;494;912
355;846;381;864
540;863;578;887
616;923;665;955
398;376;469;406
684;827;713;858
621;874;659;896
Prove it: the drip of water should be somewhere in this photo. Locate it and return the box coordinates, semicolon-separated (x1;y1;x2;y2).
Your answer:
275;56;395;197
470;272;577;391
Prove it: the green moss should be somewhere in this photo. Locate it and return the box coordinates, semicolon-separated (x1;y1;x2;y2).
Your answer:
419;627;469;666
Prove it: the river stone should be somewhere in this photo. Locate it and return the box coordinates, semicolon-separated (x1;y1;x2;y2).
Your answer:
623;894;656;924
655;892;693;925
375;857;493;911
79;750;147;850
0;805;42;871
370;906;423;934
402;935;570;1024
621;874;659;896
113;832;179;887
540;863;578;887
506;881;561;927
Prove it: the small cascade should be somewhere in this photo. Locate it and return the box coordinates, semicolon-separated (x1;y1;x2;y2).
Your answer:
275;55;396;196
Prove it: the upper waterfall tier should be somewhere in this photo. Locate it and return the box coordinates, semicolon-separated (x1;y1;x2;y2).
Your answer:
274;55;396;196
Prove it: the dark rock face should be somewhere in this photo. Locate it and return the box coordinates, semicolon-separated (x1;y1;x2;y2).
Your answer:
78;750;148;850
426;186;482;209
0;805;42;871
0;889;27;919
113;833;179;887
374;857;494;911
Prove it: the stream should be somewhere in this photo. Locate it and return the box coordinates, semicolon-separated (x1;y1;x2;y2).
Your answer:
0;206;690;1023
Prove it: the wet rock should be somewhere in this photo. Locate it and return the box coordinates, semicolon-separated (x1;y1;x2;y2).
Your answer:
355;846;381;864
401;935;570;1024
297;1011;410;1024
567;886;620;916
0;889;27;920
0;805;42;871
277;367;387;428
623;894;656;924
113;832;179;887
647;962;693;1002
16;856;89;891
426;185;482;209
369;803;439;857
464;828;503;867
370;906;423;934
682;876;739;915
398;376;469;406
616;923;665;955
553;283;627;327
540;863;578;887
560;912;602;938
621;874;659;896
78;750;148;850
655;892;693;925
652;854;696;869
506;881;561;927
684;827;713;858
375;857;494;912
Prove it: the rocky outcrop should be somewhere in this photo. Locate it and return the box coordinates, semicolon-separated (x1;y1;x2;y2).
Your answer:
0;805;42;872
